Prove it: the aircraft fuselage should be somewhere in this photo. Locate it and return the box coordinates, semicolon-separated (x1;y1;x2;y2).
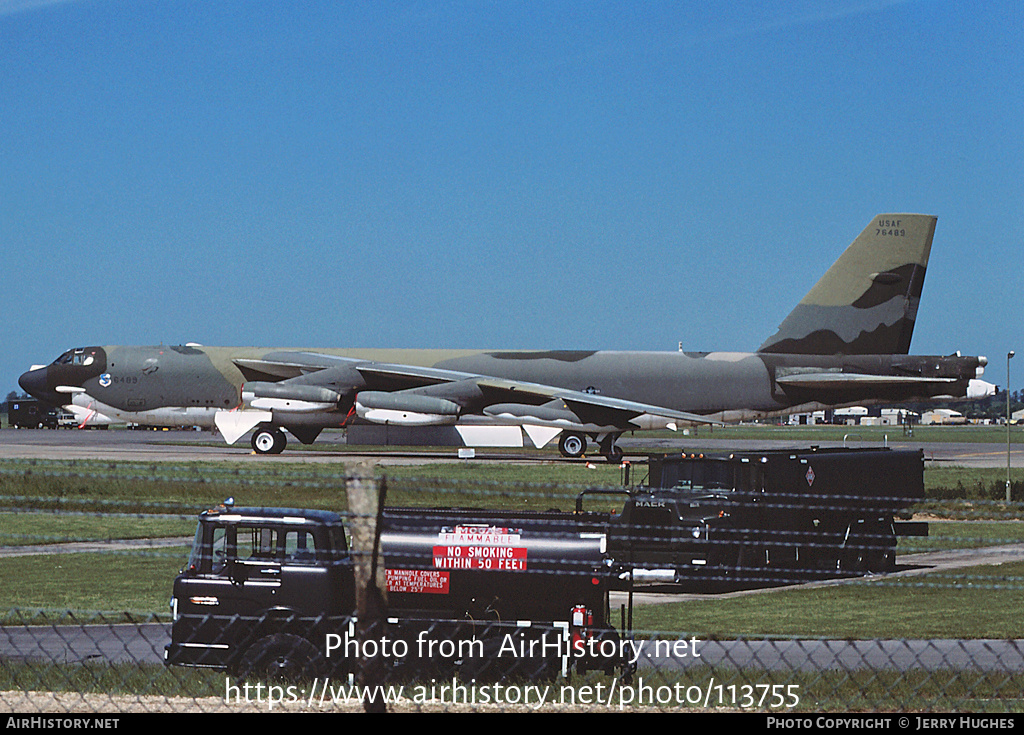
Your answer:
19;344;987;430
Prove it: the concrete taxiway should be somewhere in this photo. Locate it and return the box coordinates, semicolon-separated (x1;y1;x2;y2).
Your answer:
1;427;1021;467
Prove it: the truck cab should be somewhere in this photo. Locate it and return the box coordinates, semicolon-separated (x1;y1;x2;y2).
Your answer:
166;504;355;675
166;501;629;682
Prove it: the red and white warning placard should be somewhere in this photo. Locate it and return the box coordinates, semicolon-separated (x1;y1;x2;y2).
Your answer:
386;568;450;594
432;525;529;571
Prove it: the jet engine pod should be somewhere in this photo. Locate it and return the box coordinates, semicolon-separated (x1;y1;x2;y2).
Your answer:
355;391;460;426
241;382;341;412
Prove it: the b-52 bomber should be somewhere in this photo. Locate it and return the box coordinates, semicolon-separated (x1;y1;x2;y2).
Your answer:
19;214;994;460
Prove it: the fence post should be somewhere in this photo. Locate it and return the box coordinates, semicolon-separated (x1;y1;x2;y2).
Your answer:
345;462;389;713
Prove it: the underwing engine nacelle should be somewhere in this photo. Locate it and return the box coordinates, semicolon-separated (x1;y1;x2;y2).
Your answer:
241;382;342;412
355;391;461;426
215;382;346;452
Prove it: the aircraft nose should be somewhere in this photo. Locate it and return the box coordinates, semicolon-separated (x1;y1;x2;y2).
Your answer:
18;367;59;405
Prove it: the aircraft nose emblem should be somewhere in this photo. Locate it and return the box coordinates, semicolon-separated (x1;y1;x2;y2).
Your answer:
99;373;111;387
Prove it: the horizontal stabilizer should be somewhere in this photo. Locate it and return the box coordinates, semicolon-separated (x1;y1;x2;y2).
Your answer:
776;373;958;390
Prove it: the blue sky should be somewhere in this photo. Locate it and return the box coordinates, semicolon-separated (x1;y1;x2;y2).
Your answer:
2;0;1021;395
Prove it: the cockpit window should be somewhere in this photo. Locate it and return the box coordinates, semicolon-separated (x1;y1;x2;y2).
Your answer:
54;348;97;367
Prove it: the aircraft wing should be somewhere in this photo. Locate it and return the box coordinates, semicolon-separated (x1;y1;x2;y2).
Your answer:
220;356;720;448
476;376;720;428
353;363;721;430
232;352;361;381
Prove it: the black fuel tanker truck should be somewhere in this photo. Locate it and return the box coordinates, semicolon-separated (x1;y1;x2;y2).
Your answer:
165;447;925;680
165;501;629;682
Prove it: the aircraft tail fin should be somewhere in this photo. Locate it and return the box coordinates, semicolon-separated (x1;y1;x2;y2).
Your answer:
757;214;937;355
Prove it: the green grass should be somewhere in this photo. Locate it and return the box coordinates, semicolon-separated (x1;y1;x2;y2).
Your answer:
3;457;1024;639
0;512;195;546
632;561;1024;640
0;659;224;700
0;458;626;514
0;548;190;619
898;520;1024;553
925;466;1024;503
4;456;1023;512
2;525;1023;637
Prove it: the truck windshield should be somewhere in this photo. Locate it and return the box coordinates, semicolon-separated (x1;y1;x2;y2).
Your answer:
658;461;762;494
186;523;204;572
661;461;736;492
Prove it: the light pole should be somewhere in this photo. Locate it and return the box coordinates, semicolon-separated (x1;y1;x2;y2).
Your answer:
1008;351;1015;503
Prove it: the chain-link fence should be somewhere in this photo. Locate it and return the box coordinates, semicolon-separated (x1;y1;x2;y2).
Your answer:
2;458;1024;713
5;610;1024;712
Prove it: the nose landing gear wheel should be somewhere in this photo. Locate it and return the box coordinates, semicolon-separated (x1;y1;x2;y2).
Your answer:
252;425;287;455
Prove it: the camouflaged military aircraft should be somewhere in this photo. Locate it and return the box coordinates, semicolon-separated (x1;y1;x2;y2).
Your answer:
19;214;994;460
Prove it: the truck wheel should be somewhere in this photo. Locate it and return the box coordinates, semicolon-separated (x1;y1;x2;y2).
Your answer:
460;632;558;682
866;549;895;573
237;634;325;682
735;543;767;577
252;425;286;455
866;526;897;572
837;546;867;573
558;432;587;458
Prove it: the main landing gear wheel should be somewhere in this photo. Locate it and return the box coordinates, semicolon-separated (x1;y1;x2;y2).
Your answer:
251;425;287;455
558;432;587;459
603;445;624;464
599;433;624;463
